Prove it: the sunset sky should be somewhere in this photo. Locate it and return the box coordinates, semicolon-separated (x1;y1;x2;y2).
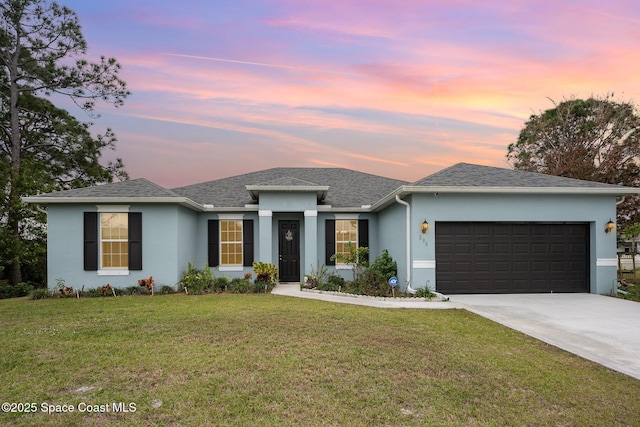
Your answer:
60;0;640;188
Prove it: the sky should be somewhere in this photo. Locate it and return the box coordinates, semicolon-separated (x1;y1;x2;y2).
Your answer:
58;0;640;188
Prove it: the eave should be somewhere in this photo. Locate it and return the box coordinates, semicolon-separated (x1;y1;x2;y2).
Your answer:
371;185;640;211
22;196;204;212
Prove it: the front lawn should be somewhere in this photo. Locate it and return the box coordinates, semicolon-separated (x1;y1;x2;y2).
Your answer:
1;294;639;426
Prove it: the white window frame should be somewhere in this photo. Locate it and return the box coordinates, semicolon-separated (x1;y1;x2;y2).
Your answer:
335;217;359;270
96;205;130;276
218;214;244;272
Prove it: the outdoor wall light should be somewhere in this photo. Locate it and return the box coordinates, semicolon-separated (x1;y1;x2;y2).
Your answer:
605;219;616;233
421;220;429;234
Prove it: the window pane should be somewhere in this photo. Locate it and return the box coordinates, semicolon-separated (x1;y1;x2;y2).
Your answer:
100;213;129;269
335;220;358;265
220;221;243;265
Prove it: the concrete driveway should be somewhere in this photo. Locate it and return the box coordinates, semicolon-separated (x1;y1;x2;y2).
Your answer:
450;293;640;381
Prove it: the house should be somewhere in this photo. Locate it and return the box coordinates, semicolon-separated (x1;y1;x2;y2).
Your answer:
24;163;640;294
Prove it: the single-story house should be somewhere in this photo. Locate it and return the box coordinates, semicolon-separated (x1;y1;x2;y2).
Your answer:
24;163;640;294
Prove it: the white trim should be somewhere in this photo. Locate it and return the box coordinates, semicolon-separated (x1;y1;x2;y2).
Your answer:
97;269;130;276
335;264;354;270
218;266;244;272
259;210;273;217
596;258;618;267
304;210;318;217
413;260;436;269
96;205;130;212
334;213;359;220
218;213;244;220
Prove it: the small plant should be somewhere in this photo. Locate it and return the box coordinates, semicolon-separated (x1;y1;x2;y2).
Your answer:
98;284;114;296
414;285;436;300
331;242;369;280
124;285;142;296
348;268;389;297
179;262;213;295
30;288;50;300
138;276;155;294
303;263;329;289
158;285;175;295
212;276;230;292
229;277;250;293
253;262;278;284
370;249;397;280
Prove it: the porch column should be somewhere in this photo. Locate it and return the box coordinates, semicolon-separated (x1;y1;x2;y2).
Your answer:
304;210;318;276
258;210;273;264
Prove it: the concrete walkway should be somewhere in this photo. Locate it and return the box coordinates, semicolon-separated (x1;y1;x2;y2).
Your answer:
271;284;640;380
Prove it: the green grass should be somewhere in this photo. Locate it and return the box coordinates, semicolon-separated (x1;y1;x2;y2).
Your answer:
1;294;639;426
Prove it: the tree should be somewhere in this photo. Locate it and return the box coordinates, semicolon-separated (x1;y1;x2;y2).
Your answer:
507;94;640;227
0;0;129;287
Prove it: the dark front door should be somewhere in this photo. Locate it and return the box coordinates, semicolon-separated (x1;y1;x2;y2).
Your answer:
279;220;300;282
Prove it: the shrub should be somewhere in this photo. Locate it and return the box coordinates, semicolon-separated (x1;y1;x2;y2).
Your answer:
0;281;33;299
212;276;230;292
414;286;436;300
318;273;344;291
158;285;175;295
30;288;50;300
123;285;143;296
253;262;278;284
370;249;397;281
303;263;328;289
349;269;390;297
179;262;213;295
330;242;369;280
229;277;250;293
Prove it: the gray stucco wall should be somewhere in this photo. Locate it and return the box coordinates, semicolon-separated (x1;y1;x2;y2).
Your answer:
407;192;617;294
47;204;195;289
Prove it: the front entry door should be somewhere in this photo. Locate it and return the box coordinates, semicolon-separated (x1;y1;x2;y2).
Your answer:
279;220;300;282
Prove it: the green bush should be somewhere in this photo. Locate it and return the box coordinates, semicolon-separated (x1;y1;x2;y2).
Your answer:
414;286;436;300
229;277;250;293
303;263;329;289
369;249;397;281
158;285;175;295
253;262;278;284
212;276;230;292
0;281;33;299
348;269;390;297
30;288;51;300
123;285;143;296
318;273;344;291
179;262;213;295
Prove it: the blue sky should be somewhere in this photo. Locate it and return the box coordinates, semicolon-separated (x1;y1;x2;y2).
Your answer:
59;0;640;187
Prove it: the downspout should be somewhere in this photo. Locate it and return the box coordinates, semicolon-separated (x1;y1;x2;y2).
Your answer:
395;195;416;294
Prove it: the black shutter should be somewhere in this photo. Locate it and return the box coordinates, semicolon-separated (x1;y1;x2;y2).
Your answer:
84;212;98;271
243;219;254;266
325;219;335;265
208;220;219;267
358;219;369;262
128;212;143;270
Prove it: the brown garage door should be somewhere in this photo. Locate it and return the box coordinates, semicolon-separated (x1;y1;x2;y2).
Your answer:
435;222;589;294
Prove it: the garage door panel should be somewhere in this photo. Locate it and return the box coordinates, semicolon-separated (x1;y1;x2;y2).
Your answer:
436;222;589;294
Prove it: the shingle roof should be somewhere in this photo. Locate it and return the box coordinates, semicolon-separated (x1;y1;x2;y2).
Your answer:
25;163;638;210
172;168;408;207
33;178;182;198
412;163;626;189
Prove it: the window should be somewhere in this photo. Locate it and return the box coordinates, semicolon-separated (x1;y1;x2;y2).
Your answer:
220;220;243;266
207;219;253;269
335;219;358;265
100;213;129;269
84;209;141;273
325;218;368;266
